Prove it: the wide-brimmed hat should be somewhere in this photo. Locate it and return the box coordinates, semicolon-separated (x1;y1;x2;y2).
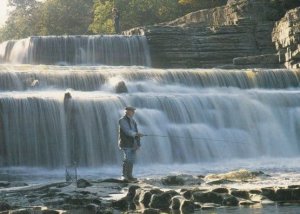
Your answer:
125;106;136;111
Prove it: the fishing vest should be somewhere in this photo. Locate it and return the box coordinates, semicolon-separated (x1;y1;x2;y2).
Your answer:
119;116;139;148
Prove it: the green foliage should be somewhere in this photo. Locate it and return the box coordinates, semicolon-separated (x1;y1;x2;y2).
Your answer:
89;1;115;34
90;0;182;34
179;0;227;13
39;0;94;35
0;0;93;42
0;0;42;41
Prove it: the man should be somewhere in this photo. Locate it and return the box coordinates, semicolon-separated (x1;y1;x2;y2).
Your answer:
119;106;143;181
112;7;121;34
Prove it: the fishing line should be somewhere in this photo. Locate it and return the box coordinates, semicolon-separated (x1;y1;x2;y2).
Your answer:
143;134;245;144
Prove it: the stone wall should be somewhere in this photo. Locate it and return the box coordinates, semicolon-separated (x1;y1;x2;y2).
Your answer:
126;0;283;68
272;7;300;69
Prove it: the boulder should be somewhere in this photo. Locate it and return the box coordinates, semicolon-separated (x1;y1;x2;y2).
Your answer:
182;190;193;199
76;179;92;188
112;196;129;210
212;188;229;194
170;196;185;210
161;175;184;186
115;81;128;93
180;199;195;213
222;195;239;206
193;191;223;204
230;190;249;199
149;190;178;209
139;189;163;206
127;185;140;200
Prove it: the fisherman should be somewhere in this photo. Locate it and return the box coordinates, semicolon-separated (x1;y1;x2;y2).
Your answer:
112;7;121;34
119;106;143;181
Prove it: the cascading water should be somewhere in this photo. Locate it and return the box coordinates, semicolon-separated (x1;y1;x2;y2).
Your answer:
0;35;151;66
0;65;300;169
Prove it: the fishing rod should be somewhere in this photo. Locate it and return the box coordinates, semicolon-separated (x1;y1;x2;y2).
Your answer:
142;134;245;144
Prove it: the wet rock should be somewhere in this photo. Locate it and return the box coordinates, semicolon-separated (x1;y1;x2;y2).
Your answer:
239;200;256;206
201;203;220;210
127;185;140;200
115;81;128;93
206;179;235;185
288;185;300;189
230;190;249;199
212;187;229;194
292;188;300;200
249;189;262;194
64;195;96;205
182;190;192;199
76;179;92;188
161;175;184;186
0;181;10;188
9;181;28;187
193;191;223;204
149;190;178;209
0;201;10;211
222;195;239;206
180;199;194;213
194;202;201;209
142;208;160;214
261;187;276;201
10;209;31;214
275;188;293;201
44;198;65;206
41;210;60;214
250;194;265;202
170;195;184;210
85;203;99;213
112;196;129;210
133;188;142;202
101;178;128;183
139;191;153;206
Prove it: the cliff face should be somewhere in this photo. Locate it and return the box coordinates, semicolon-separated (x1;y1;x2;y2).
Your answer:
272;7;300;69
126;0;282;68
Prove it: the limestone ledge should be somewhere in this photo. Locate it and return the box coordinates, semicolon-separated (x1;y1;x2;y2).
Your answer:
125;0;279;69
272;7;300;69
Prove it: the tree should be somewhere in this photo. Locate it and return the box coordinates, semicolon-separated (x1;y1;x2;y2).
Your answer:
89;0;182;34
39;0;94;35
0;0;42;41
178;0;227;13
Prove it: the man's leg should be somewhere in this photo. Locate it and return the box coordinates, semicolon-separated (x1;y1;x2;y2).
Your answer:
122;148;136;181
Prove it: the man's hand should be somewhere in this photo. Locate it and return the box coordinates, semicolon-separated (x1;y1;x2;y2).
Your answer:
136;133;144;137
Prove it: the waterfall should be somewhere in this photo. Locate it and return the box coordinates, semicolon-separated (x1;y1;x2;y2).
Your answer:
0;65;299;91
0;65;300;168
0;35;151;66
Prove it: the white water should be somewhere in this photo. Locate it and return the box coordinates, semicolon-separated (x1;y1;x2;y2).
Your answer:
0;65;300;170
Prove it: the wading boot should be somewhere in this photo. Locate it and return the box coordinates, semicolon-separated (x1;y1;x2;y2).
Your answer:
128;162;137;182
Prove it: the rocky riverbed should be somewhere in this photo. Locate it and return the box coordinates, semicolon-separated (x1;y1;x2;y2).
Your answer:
0;169;300;213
